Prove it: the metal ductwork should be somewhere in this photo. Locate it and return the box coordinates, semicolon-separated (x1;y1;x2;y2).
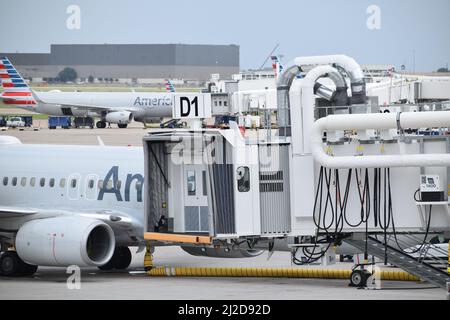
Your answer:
294;55;367;105
277;56;355;137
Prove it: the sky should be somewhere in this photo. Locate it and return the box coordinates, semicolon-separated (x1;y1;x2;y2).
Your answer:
1;0;449;72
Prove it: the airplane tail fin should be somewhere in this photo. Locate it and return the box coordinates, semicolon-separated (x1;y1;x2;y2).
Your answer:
165;79;176;93
0;57;36;107
271;56;283;79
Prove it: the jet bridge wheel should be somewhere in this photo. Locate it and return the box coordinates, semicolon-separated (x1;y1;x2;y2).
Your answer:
98;246;132;271
0;251;38;277
349;270;370;288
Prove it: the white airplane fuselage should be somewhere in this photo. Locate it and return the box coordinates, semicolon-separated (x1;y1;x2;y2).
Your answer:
25;91;175;121
0;141;145;246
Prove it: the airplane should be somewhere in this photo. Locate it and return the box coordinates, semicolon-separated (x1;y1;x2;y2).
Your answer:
165;79;176;93
0;57;177;129
0;136;262;277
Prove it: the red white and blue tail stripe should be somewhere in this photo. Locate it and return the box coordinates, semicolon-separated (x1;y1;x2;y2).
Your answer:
0;57;36;107
165;79;176;93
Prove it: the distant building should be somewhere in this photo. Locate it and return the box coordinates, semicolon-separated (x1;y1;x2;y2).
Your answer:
1;44;240;84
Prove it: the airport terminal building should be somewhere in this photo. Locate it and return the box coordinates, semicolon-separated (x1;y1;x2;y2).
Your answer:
1;44;240;84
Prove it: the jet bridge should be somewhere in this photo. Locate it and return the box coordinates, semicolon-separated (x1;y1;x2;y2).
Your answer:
143;54;450;288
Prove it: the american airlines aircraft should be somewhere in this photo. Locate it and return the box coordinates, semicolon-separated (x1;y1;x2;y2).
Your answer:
0;57;177;128
0;136;261;277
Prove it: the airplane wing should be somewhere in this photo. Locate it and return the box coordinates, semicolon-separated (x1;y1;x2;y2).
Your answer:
0;207;37;218
0;206;137;235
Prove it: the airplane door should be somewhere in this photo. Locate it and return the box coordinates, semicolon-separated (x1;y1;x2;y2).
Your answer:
183;165;209;233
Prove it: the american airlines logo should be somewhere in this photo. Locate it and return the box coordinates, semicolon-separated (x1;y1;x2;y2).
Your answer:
97;166;144;202
133;96;173;107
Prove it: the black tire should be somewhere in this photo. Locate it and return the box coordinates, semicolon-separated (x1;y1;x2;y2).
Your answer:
113;247;132;270
117;123;128;129
96;121;106;129
0;252;21;276
350;270;369;288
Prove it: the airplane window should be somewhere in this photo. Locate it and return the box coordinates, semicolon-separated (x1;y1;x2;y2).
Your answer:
88;180;94;189
106;181;113;189
12;177;17;187
116;180;121;189
60;178;66;188
30;177;35;187
21;177;26;187
71;179;77;188
98;180;104;190
135;181;143;191
40;178;45;187
3;177;8;186
49;178;55;188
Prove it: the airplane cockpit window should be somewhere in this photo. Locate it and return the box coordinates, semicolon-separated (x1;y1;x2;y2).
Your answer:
49;178;55;188
30;177;36;187
71;179;77;188
40;178;45;187
2;177;8;186
20;177;26;187
12;177;17;187
60;178;66;188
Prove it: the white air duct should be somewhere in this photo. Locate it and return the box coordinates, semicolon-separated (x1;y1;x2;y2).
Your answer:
311;111;450;168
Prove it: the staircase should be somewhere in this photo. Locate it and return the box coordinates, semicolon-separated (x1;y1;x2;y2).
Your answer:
344;235;450;289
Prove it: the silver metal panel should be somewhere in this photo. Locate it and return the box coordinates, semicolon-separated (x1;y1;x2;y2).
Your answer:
259;145;291;235
185;206;199;232
200;206;209;232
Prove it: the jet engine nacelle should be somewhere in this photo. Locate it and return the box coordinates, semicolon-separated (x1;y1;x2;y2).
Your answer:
15;217;115;267
181;246;264;258
105;111;133;124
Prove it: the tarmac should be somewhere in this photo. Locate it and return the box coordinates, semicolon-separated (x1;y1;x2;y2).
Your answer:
0;119;447;300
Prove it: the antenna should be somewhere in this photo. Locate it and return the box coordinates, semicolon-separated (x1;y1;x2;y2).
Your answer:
258;44;279;70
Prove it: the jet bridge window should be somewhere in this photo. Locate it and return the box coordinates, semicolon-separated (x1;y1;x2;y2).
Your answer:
3;177;8;186
20;177;26;187
12;177;17;187
236;166;250;192
187;171;196;196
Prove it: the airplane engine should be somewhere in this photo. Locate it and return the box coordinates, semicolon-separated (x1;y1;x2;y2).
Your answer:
15;217;115;267
105;111;133;124
181;246;264;258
